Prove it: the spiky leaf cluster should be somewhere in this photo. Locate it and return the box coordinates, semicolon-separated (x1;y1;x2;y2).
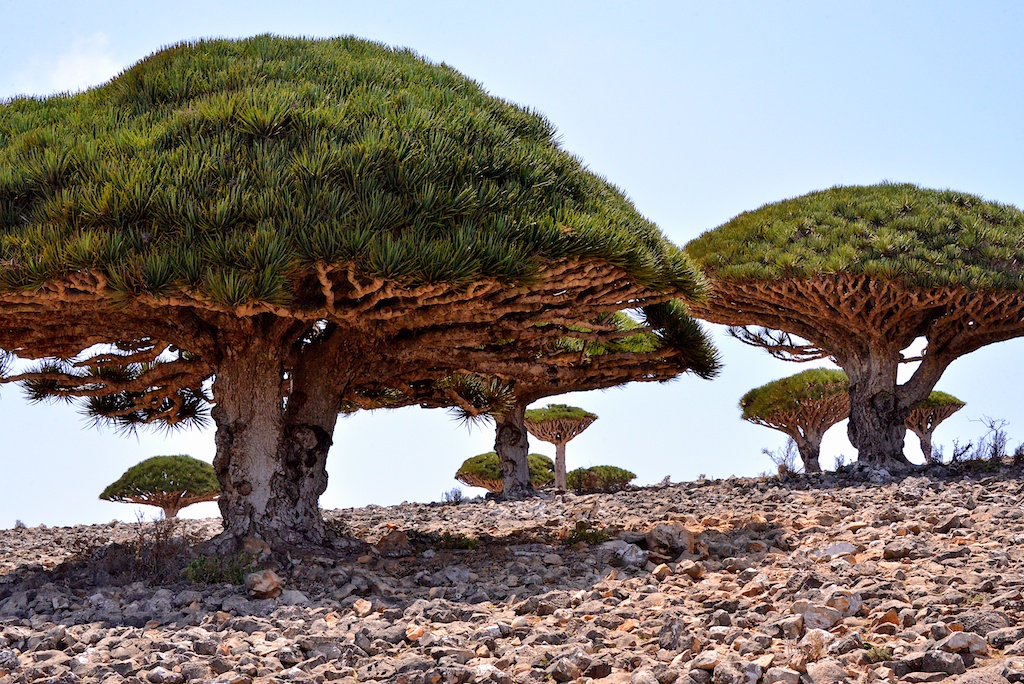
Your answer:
566;465;635;493
524;403;596;423
740;369;849;421
455;452;555;492
687;184;1024;290
912;391;965;410
100;455;219;504
0;35;701;305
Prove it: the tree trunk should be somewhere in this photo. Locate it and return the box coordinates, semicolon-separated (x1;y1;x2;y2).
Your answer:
845;354;913;469
795;431;822;474
210;325;336;551
911;427;935;463
554;442;568;489
495;401;536;499
161;506;180;520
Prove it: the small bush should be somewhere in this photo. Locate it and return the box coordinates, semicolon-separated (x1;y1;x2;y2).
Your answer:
184;552;260;585
89;517;203;583
442;488;464;504
763;439;802;475
865;644;893;663
566;465;636;493
564;521;611;545
435;532;478;551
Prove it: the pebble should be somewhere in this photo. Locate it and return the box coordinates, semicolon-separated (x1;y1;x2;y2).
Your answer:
1;467;1024;683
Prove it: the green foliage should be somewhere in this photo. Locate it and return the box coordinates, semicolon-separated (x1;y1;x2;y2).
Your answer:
0;35;702;306
865;644;893;664
183;552;260;585
435;531;479;551
566;465;636;493
455;452;554;491
740;369;849;420
524;404;596;423
100;455;219;503
564;521;612;545
914;391;965;410
686;183;1024;290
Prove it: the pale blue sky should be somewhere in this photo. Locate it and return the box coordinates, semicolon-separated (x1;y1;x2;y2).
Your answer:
3;2;1024;528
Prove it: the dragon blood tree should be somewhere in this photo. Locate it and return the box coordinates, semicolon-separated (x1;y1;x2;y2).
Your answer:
740;369;849;473
524;404;597;489
686;184;1024;469
455;452;555;493
101;455;220;519
905;391;965;463
1;36;707;549
384;301;720;498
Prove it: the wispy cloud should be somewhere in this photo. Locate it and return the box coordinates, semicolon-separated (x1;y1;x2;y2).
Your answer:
9;33;124;97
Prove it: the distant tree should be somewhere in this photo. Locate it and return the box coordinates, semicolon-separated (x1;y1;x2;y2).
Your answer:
687;184;1024;468
905;391;965;463
410;303;719;499
740;369;849;473
1;36;707;550
455;452;555;493
100;455;219;519
524;404;598;489
566;465;636;493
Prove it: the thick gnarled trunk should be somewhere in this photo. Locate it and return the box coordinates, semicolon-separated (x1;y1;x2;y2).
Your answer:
845;355;912;469
495;402;536;499
210;325;337;550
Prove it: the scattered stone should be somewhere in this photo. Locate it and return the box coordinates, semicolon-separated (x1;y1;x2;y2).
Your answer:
0;471;1022;684
244;569;282;599
375;529;412;557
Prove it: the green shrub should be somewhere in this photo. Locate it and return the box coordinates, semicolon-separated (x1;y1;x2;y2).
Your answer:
566;465;636;493
183;552;260;585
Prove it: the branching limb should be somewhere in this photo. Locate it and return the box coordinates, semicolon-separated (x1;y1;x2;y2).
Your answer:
728;326;831;362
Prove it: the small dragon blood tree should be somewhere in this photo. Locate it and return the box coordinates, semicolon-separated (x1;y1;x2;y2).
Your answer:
382;302;719;499
524;404;598;489
455;452;554;493
100;455;219;519
740;369;850;473
1;36;707;550
905;391;965;463
687;184;1024;469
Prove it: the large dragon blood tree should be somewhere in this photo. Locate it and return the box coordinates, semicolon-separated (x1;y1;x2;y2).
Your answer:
0;36;707;549
740;369;849;474
686;184;1024;469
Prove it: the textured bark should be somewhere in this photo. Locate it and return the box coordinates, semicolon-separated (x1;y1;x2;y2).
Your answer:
794;432;823;474
844;354;912;468
209;321;338;550
911;428;935;463
554;443;568;489
495;402;535;500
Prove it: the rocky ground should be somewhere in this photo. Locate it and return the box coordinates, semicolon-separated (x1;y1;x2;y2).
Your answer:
3;463;1024;684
